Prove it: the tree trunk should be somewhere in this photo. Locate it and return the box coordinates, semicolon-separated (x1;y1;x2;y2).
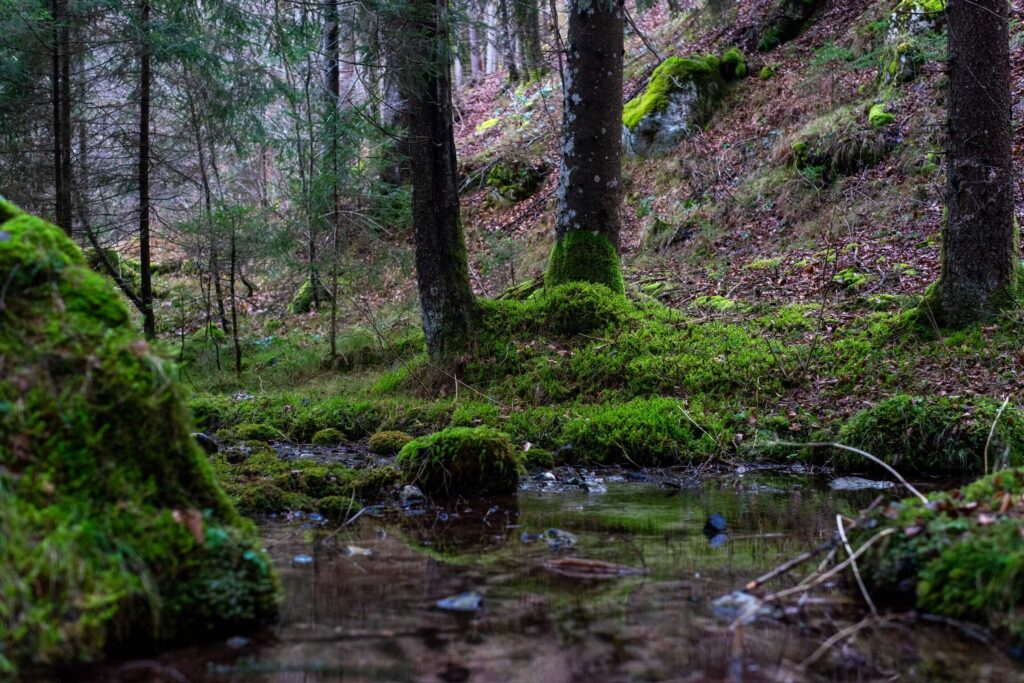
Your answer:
399;0;476;363
229;215;242;376
138;0;156;339
937;0;1017;325
485;0;498;73
51;0;72;234
514;0;544;77
497;0;519;83
546;0;624;293
467;0;483;81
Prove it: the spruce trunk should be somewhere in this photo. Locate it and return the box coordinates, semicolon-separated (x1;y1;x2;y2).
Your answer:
546;0;624;293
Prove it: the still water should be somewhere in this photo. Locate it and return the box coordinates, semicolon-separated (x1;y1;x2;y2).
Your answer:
92;471;1023;682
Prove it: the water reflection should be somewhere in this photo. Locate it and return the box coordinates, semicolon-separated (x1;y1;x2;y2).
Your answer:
94;474;1023;682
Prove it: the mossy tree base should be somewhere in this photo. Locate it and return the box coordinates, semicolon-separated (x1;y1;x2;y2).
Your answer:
545;231;625;295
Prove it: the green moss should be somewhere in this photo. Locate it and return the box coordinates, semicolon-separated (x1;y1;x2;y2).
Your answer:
868;103;895;128
368;430;413;454
521;447;554;469
790;105;893;179
720;47;748;79
559;397;723;465
836;395;1024;472
760;65;778;80
889;0;946;34
858;466;1024;643
622;55;723;130
0;204;278;675
545;231;624;294
485;160;549;203
311;428;345;446
396;426;522;498
288;277;332;314
222;423;284;442
757;0;824;51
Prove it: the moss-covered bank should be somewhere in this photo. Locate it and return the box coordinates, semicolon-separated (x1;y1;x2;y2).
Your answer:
858;468;1024;643
0;202;279;676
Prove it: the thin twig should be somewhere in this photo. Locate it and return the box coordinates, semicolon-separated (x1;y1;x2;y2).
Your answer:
837;513;877;617
984;396;1011;475
776;441;928;503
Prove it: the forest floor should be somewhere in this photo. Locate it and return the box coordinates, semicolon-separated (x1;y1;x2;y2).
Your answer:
171;0;1024;456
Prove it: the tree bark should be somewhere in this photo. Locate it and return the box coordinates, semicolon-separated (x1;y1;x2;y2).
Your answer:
467;0;483;81
138;0;156;339
399;0;476;363
497;0;519;83
546;0;624;293
51;0;72;234
938;0;1017;325
513;0;544;77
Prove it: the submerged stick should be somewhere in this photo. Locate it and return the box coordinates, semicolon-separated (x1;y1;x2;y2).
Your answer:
837;513;877;617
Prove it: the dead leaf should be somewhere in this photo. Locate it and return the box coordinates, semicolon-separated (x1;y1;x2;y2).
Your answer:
172;509;205;545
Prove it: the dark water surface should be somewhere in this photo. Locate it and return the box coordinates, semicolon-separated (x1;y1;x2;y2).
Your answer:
92;471;1023;682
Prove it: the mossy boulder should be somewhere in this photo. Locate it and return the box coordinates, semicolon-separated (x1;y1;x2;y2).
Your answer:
221;422;284;443
396;426;522;498
836;395;1024;473
868;103;895;128
289;276;332;314
755;0;825;51
889;0;946;37
485;159;549;204
312;428;345;446
879;0;945;86
0;201;278;674
622;50;746;157
790;105;894;180
857;467;1024;643
368;430;413;455
521;447;555;469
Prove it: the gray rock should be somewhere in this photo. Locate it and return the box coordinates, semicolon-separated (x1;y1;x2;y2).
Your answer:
192;432;219;455
436;591;482;612
829;476;896;491
623;85;703;157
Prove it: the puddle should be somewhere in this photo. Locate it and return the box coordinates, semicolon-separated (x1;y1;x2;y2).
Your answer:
87;474;1023;682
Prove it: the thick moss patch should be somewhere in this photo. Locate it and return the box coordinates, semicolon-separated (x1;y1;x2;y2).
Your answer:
790;105;894;180
622;55;724;130
368;430;413;455
545;232;624;294
858;467;1024;642
397;426;522;498
836;395;1024;473
0;203;279;675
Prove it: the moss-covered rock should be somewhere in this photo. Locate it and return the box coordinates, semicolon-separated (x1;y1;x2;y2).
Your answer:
790;105;894;180
755;0;825;51
868;103;895;128
0;201;279;675
396;426;522;498
312;428;345;446
857;467;1024;642
485;159;549;204
889;0;946;37
622;50;746;157
368;430;413;455
289;276;332;314
521;447;555;469
545;232;625;294
221;422;284;443
836;395;1024;473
